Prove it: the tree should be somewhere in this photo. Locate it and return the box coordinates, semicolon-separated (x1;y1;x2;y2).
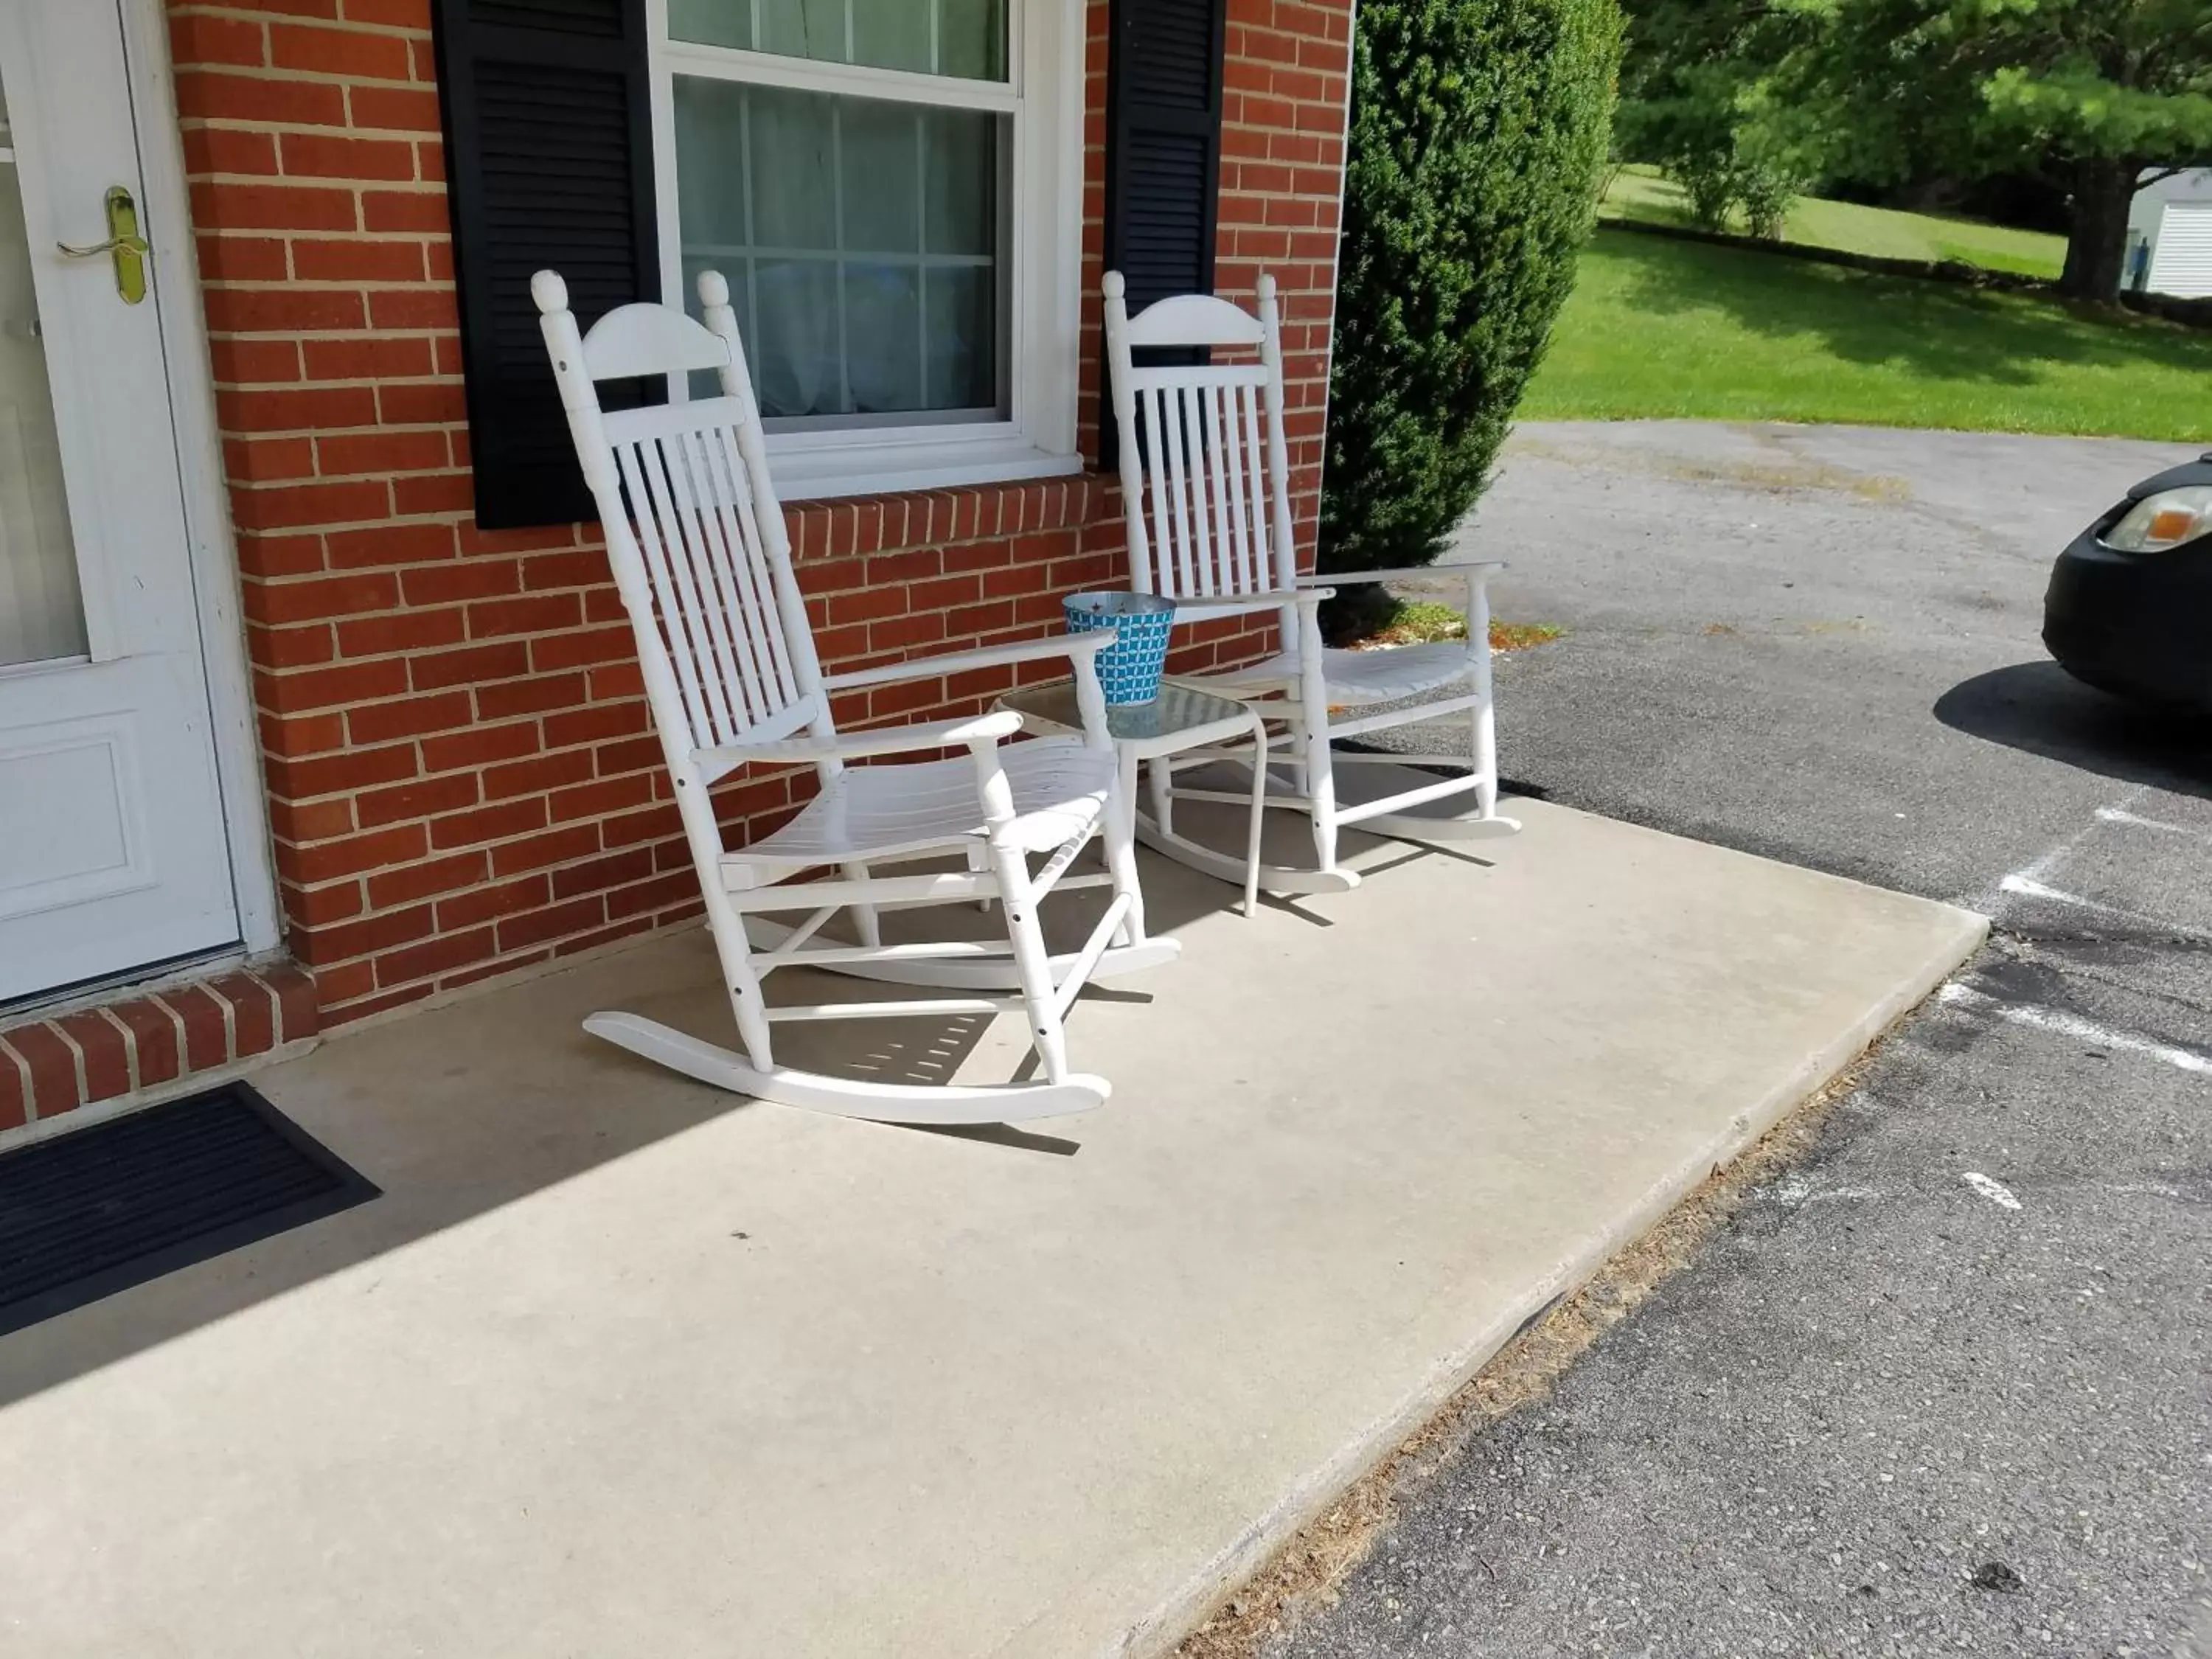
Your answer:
1321;0;1623;592
1771;0;2210;299
1613;0;1806;234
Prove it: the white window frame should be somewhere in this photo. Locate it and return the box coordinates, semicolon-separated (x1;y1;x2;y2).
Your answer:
646;0;1085;501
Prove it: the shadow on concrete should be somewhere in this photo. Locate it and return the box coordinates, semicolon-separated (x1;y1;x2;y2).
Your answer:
0;803;1452;1408
1933;661;2212;799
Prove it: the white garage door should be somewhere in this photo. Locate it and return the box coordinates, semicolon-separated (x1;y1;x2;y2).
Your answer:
2148;204;2212;299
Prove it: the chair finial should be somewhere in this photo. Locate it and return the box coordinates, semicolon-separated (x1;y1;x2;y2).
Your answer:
531;270;569;316
1102;270;1125;301
698;268;731;310
1256;271;1277;302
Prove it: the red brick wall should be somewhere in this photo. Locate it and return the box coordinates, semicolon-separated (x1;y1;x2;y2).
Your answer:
167;0;1352;1026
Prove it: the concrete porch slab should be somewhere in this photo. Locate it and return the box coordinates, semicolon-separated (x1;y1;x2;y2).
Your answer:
0;800;1984;1659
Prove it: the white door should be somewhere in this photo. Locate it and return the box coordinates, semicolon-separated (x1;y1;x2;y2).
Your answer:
0;0;237;1004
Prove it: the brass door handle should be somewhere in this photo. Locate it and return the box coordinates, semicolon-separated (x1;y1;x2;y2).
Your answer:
57;233;151;256
55;185;149;304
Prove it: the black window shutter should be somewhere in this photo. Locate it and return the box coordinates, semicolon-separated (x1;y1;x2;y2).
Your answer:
1102;0;1228;468
432;0;658;530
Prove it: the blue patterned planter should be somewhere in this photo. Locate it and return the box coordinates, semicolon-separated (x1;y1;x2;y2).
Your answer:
1064;591;1177;706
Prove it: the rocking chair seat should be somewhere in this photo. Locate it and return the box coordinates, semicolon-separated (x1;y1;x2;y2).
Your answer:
726;736;1117;883
1210;642;1476;706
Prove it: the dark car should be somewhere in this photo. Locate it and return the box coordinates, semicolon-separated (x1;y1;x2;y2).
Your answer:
2044;452;2212;713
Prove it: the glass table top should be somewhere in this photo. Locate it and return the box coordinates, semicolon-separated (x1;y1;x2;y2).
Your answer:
998;678;1254;745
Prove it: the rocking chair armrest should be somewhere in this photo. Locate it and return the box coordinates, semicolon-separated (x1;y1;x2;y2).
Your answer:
1173;586;1332;609
700;709;1024;769
1295;560;1506;588
821;632;1114;693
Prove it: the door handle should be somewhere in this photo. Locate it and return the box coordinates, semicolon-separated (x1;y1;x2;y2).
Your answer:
56;185;150;305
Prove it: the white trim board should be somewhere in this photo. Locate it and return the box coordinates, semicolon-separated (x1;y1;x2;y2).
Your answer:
121;0;282;955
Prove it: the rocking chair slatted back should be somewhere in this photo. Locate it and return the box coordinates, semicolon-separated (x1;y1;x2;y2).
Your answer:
536;269;824;763
1102;271;1300;608
1133;369;1272;600
605;402;812;750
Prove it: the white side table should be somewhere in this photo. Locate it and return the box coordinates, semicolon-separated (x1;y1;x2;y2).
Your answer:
997;678;1267;916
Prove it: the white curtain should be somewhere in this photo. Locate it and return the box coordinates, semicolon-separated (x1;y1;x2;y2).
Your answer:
746;86;846;417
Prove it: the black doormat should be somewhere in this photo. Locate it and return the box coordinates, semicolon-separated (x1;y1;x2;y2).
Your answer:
0;1082;378;1336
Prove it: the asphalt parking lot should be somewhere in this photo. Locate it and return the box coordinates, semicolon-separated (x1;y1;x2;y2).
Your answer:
1272;422;2212;1658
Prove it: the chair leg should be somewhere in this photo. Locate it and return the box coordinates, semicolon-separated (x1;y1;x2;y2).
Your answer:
1306;721;1340;873
704;888;778;1069
1101;770;1148;947
1298;697;1340;877
841;861;883;945
1472;695;1500;818
1468;573;1500;819
1147;754;1175;840
988;842;1071;1085
1293;606;1341;874
1281;709;1309;798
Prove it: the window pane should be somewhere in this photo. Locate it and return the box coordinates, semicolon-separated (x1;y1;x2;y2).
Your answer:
923;108;993;255
844;265;922;414
840;101;919;254
0;77;86;667
924;265;995;410
665;0;751;51
671;0;1008;80
757;0;843;63
936;0;1006;80
852;0;931;74
745;86;835;250
672;76;748;248
672;74;1006;427
754;259;844;417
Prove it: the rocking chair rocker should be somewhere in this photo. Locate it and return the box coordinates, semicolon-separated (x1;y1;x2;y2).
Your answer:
538;268;1176;1124
1102;271;1522;896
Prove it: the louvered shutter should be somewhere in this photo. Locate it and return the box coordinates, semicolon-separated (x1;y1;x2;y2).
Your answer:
1102;0;1228;467
432;0;659;530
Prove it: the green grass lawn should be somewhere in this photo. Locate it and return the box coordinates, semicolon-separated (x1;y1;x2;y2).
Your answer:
1601;166;2067;279
1524;228;2212;442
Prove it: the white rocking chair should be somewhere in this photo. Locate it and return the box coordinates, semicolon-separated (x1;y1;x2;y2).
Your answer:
537;268;1176;1124
1102;271;1521;896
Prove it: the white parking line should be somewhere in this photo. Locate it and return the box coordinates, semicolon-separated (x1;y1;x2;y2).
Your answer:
1961;1172;2023;1211
1997;874;2212;945
1939;983;2212;1077
1969;787;2149;914
2095;805;2212;842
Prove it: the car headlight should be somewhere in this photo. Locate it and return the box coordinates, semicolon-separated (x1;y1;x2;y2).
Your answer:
2100;485;2212;554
